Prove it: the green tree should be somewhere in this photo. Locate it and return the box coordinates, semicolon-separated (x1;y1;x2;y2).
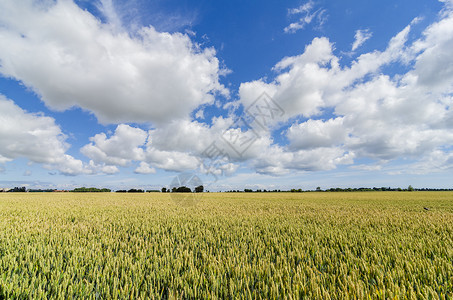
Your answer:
175;186;191;193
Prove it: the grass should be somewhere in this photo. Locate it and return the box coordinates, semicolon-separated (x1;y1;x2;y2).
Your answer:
0;192;452;299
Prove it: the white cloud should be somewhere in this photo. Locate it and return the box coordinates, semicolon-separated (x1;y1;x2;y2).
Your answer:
96;0;123;31
287;118;347;149
284;1;327;33
240;23;414;121
134;162;156;174
408;150;453;174
239;5;453;175
81;124;147;167
143;117;247;171
0;95;87;175
144;148;200;172
146;119;221;154
101;165;120;175
351;29;372;51
3;0;453;180
406;10;453;94
80;116;276;175
288;1;315;15
195;109;204;119
252;145;353;175
0;0;228;125
350;164;383;171
81;120;230;173
440;0;453;10
240;37;335;121
82;0;453;179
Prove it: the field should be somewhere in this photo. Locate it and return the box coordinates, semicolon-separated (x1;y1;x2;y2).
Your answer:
0;192;452;299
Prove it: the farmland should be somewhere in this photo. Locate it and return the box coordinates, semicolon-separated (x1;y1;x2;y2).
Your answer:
0;192;452;298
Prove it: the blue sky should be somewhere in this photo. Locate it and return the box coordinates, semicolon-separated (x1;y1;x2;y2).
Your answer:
1;0;453;191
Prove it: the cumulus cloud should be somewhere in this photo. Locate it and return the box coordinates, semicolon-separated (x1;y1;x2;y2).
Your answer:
0;0;228;125
146;119;222;154
406;9;453;94
81;117;269;174
144;148;200;172
83;119;348;177
0;95;87;175
351;29;372;51
239;5;453;175
251;145;354;175
3;0;453;179
81;122;207;173
81;121;224;173
134;162;156;174
287;118;347;150
408;150;453;174
81;124;147;167
82;0;453;179
100;164;120;175
239;26;414;122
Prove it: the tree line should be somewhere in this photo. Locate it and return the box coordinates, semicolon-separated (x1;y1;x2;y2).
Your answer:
226;186;453;193
3;185;453;193
161;186;204;193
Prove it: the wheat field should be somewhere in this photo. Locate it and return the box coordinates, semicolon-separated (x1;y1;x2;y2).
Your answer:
0;192;452;299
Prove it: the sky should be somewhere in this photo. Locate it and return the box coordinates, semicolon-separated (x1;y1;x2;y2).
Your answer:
1;0;453;191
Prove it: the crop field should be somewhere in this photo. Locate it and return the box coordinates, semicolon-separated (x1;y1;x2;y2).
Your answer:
0;192;452;299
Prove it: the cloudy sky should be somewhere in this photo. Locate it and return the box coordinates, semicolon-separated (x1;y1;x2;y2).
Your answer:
1;0;453;191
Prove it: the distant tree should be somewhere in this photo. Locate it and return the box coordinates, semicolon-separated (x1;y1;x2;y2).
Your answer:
316;187;321;191
72;187;111;192
175;186;191;193
195;185;204;193
28;189;55;193
244;189;253;193
161;187;167;193
408;185;414;192
9;187;26;192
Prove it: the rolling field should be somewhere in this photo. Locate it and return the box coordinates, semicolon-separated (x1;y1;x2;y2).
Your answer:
0;192;452;299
